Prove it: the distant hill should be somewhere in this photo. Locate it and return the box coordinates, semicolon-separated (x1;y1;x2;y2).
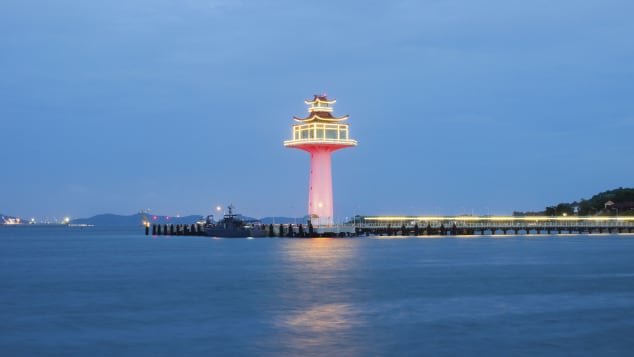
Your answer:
514;187;634;216
8;186;634;227
20;190;634;226
1;212;304;227
260;217;304;224
71;213;204;227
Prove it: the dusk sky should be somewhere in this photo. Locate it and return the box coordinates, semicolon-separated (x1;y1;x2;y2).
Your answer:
2;0;633;221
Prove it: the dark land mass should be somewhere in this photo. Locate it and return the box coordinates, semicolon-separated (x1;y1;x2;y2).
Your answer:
260;217;300;224
4;188;634;226
71;213;204;227
69;214;301;227
514;187;634;216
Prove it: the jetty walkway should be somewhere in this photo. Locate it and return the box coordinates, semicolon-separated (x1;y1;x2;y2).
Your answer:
356;216;634;236
145;216;634;237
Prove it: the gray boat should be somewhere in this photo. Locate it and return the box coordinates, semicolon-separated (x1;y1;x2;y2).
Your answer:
204;205;268;238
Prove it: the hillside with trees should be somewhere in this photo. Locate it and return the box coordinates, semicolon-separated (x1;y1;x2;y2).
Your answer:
514;187;634;216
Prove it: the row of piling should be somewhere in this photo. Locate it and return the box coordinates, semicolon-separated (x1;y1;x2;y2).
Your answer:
146;223;357;237
147;224;206;236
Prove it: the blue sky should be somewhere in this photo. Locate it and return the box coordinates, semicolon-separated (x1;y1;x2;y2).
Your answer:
1;0;633;220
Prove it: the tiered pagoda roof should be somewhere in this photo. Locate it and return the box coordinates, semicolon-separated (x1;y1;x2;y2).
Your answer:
293;94;349;123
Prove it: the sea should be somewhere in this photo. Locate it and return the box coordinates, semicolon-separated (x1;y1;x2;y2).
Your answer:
1;226;634;356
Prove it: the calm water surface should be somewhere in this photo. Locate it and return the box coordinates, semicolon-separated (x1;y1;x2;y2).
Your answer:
1;227;634;356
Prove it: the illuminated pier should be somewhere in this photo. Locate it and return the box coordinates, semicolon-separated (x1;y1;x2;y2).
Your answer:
144;216;634;237
356;216;634;235
284;94;357;227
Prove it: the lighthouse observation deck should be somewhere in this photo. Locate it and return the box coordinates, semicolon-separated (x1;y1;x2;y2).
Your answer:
284;122;357;147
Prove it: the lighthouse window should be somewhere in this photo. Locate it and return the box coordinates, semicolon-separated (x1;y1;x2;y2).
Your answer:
326;129;337;139
339;129;347;139
313;124;322;139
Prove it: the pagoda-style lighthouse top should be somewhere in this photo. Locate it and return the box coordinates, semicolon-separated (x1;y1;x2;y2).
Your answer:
284;95;357;226
284;94;358;149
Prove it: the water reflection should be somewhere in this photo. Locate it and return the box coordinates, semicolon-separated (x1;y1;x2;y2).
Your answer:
266;239;366;355
281;238;357;270
284;302;361;332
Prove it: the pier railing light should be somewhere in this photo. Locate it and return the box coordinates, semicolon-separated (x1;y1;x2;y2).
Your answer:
362;215;634;222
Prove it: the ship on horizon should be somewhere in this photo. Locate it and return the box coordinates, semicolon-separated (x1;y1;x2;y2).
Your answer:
204;205;268;238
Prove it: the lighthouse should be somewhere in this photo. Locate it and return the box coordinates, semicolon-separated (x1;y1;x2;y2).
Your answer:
284;95;357;226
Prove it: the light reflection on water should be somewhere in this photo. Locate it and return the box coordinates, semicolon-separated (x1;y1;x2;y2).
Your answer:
268;239;367;355
280;238;358;270
255;236;634;355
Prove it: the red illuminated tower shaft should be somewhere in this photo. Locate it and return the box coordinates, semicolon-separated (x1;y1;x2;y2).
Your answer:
284;95;357;225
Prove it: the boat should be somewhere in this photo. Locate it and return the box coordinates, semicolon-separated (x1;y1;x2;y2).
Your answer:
204;205;268;238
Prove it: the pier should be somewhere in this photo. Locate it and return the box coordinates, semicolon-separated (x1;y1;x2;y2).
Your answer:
356;216;634;236
146;216;634;237
147;223;355;237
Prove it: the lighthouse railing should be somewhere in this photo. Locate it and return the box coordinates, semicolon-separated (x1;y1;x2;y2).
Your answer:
284;138;358;146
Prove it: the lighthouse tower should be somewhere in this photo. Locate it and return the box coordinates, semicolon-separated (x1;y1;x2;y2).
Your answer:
284;95;357;226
